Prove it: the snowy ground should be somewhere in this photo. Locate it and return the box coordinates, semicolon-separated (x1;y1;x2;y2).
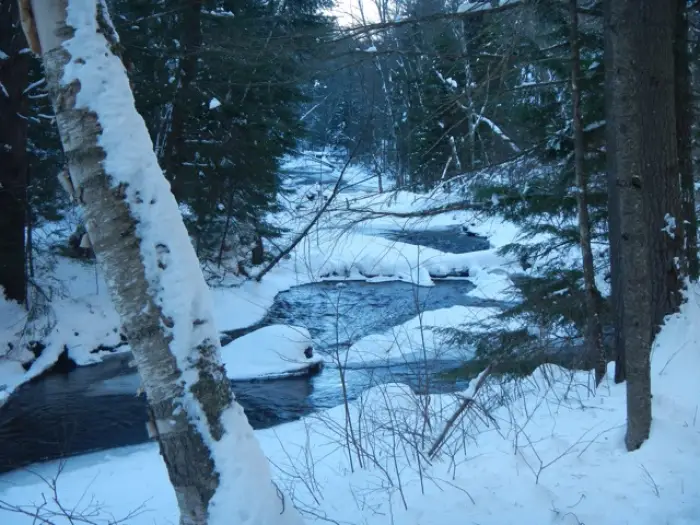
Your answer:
0;258;124;405
2;285;699;524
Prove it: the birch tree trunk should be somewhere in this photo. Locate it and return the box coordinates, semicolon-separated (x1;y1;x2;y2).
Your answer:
569;0;605;385
28;0;304;523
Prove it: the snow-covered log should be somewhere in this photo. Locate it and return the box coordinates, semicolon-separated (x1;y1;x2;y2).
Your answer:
26;0;304;523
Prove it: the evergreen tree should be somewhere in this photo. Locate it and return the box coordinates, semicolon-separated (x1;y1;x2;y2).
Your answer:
399;3;606;373
114;0;333;271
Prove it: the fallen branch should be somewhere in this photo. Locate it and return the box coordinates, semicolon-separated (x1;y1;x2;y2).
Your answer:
345;200;485;220
427;364;493;459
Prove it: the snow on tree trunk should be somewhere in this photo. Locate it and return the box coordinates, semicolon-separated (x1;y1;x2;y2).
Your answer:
29;0;304;523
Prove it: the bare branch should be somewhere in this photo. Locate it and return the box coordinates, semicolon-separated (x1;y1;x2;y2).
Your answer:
427;364;493;458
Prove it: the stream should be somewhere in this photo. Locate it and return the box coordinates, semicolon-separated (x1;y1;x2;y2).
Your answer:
0;227;494;473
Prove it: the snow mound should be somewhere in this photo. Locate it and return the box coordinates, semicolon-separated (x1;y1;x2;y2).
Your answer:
221;324;322;380
0;258;135;406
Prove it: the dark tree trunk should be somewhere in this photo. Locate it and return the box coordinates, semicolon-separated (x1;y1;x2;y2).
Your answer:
642;3;683;331
609;0;680;452
251;235;264;266
570;0;605;384
604;0;625;383
613;0;653;451
0;0;30;305
675;0;699;281
161;0;203;202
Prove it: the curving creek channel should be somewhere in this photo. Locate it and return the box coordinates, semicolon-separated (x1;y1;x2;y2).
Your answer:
0;227;497;474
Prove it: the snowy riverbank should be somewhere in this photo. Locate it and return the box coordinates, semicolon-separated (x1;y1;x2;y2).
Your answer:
2;285;699;525
0;158;521;405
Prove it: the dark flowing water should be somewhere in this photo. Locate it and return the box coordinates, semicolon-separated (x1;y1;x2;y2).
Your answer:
380;226;490;254
0;230;494;473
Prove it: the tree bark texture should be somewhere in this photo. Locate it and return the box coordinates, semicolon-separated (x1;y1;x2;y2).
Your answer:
609;0;680;451
570;0;605;385
675;0;699;281
641;0;683;332
30;1;303;523
0;0;30;305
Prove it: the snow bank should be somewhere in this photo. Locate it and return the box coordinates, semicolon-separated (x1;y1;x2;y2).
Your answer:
47;260;124;365
258;286;700;525
0;291;31;403
0;260;126;406
272;164;524;291
286;222;516;296
210;268;302;332
221;324;322;380
298;230;479;286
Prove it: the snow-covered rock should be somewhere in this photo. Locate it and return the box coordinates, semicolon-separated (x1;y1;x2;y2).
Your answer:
221;324;322;380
